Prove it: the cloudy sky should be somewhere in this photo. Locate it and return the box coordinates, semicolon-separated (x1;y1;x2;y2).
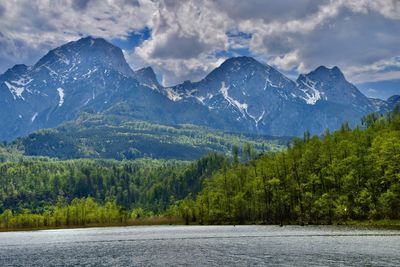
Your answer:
0;0;399;99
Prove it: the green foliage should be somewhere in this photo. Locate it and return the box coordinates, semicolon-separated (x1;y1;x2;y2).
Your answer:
187;111;400;224
0;153;226;218
0;144;24;162
1;110;400;229
0;197;124;229
14;113;287;160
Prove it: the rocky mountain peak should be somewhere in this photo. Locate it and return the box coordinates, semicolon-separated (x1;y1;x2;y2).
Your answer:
0;37;397;142
301;65;345;83
206;56;271;79
33;36;134;77
296;65;371;109
135;67;160;90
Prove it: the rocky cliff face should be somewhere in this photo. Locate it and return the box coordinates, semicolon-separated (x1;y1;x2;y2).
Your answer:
166;57;379;136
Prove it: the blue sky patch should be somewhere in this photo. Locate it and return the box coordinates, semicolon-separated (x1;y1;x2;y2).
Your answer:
111;27;151;50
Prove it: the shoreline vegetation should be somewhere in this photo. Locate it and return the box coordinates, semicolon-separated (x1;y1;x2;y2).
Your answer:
1;216;400;233
1;109;400;232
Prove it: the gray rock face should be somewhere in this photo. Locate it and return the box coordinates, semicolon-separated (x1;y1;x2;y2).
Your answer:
134;67;161;91
165;57;382;136
0;37;148;140
0;37;397;141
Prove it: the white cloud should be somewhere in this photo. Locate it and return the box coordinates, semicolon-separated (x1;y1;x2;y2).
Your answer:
233;0;400;82
345;57;400;83
345;0;400;20
351;70;400;83
270;50;301;71
130;0;231;85
0;0;400;86
0;0;158;68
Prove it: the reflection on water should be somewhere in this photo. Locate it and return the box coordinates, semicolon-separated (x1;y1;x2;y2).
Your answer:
0;225;399;266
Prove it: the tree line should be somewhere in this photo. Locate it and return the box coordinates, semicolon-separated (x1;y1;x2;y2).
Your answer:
0;197;122;229
177;109;400;225
1;109;399;229
0;154;226;229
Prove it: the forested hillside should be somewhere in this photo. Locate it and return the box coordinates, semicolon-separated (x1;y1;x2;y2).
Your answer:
1;109;399;229
13;113;287;160
184;109;400;224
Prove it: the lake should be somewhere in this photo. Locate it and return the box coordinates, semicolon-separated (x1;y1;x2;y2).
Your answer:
0;225;399;266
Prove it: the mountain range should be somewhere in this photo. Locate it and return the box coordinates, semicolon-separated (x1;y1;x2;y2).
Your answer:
0;36;398;142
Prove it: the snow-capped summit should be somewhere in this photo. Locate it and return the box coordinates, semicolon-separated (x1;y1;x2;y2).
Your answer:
297;65;371;111
0;37;397;141
166;56;303;130
34;36;134;79
0;36;140;140
204;56;294;91
164;59;381;135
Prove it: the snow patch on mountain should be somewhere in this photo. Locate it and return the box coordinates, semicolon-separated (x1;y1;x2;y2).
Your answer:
57;88;65;107
164;87;182;101
299;78;321;105
248;110;266;127
54;50;70;65
31;112;38;122
196;96;205;104
185;89;198;97
12;76;33;86
4;81;25;100
264;76;283;89
82;67;98;78
143;83;159;91
220;82;248;118
368;97;388;112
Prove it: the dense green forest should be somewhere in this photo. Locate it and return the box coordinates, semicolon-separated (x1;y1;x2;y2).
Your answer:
182;109;400;224
0;197;123;229
0;145;24;163
0;154;227;229
1;109;400;230
13;113;287;160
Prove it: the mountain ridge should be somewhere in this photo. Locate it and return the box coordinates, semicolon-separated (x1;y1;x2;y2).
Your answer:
0;36;398;141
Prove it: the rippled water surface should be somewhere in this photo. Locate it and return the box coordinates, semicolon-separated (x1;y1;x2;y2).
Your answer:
0;225;399;266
